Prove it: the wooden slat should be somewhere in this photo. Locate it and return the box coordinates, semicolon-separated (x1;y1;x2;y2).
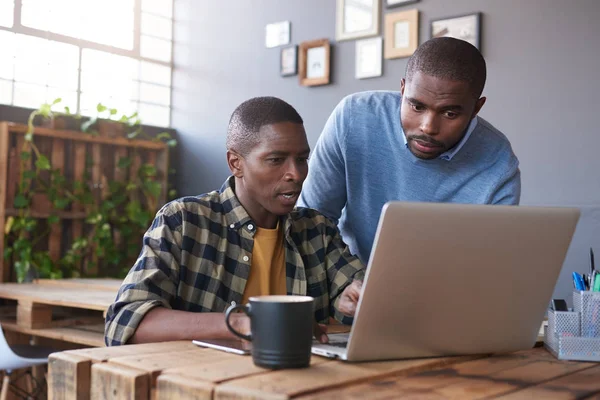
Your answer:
71;142;87;274
0;122;10;283
161;349;329;385
5;146;18;216
497;364;600;400
48;352;92;400
66;341;198;363
0;283;115;310
129;151;142;204
156;374;214;400
302;349;592;400
214;355;480;400
7;123;167;150
91;362;149;400
1;320;105;347
49;138;66;262
36;278;122;291
88;144;102;276
17;300;52;328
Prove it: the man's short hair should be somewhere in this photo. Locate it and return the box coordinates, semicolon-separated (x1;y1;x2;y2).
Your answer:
226;96;303;155
406;37;486;98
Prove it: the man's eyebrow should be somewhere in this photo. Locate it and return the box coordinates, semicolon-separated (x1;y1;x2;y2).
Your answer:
406;97;463;111
265;149;310;156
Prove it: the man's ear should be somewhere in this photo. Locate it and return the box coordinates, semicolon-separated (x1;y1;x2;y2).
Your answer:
400;78;406;95
227;150;244;178
472;96;487;118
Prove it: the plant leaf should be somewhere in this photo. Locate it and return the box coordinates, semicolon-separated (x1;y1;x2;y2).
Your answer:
52;98;62;105
25;132;33;141
4;216;14;235
14;194;29;208
23;170;36;180
157;132;171;140
117;157;132;169
47;214;60;225
97;103;107;113
53;198;70;210
35;155;51;170
20;151;31;160
166;139;177;147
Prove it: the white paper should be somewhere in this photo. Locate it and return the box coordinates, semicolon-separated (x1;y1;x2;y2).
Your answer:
394;20;410;49
265;21;290;48
343;0;374;34
432;15;478;47
356;37;382;79
306;47;326;79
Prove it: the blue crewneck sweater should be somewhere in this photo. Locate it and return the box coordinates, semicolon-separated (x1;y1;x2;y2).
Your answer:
298;91;521;264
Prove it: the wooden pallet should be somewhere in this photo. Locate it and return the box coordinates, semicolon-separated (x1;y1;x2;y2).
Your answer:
47;343;600;400
0;122;169;282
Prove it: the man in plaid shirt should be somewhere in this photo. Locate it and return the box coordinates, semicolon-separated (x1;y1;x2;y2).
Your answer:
105;97;366;346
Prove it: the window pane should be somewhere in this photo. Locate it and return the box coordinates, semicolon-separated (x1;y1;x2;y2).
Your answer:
22;0;135;49
140;61;171;86
140;83;170;106
0;1;14;28
0;31;16;80
46;88;77;112
80;94;138;118
47;41;79;90
141;13;173;40
81;72;139;100
138;103;170;127
142;0;173;18
13;82;46;109
81;49;139;80
0;79;13;105
14;35;49;85
141;36;172;63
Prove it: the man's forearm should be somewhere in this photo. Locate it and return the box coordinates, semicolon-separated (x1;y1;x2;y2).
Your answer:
128;307;246;344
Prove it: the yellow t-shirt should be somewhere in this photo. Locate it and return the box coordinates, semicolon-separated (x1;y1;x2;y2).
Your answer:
241;223;286;304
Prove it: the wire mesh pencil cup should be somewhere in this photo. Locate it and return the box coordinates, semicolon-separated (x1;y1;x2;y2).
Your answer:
544;291;600;362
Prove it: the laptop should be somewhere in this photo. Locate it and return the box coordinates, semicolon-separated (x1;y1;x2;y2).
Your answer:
311;202;580;362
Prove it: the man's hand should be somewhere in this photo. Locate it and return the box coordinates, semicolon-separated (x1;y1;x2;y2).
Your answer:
338;280;363;317
314;323;328;344
228;313;251;338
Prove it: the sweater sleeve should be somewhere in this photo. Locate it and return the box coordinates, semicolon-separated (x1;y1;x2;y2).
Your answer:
490;164;521;205
298;98;349;223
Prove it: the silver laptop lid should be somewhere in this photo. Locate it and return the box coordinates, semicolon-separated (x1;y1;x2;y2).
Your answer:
345;202;580;361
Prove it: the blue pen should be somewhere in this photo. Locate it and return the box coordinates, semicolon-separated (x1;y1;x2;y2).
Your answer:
572;272;586;291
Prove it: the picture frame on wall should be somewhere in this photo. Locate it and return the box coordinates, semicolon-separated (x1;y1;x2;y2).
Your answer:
280;45;298;77
265;20;291;48
430;12;482;50
298;39;331;87
336;0;380;41
385;0;419;9
355;37;382;79
384;9;419;59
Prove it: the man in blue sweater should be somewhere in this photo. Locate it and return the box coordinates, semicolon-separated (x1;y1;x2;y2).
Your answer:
298;37;521;265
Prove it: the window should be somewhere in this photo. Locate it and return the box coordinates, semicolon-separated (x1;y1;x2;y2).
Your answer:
0;0;173;127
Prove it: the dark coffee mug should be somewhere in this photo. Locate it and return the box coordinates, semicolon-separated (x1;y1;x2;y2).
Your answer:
225;295;314;369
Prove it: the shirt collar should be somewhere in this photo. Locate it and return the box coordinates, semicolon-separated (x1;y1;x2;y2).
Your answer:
219;176;291;234
402;117;478;161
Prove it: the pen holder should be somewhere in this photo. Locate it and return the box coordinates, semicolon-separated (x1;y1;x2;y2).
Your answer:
573;291;600;338
544;290;600;362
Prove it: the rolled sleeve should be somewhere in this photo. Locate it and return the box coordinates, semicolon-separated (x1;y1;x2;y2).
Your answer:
104;204;183;346
322;219;366;324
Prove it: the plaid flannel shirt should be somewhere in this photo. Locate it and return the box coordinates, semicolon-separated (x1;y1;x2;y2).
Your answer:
105;177;365;346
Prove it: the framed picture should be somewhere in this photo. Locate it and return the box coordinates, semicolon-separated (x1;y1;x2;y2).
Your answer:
298;39;331;87
280;46;298;77
336;0;380;41
265;21;290;48
430;12;482;50
355;37;382;79
385;0;419;8
384;9;419;59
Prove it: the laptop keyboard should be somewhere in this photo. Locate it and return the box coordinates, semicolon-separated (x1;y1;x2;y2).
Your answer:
327;341;348;348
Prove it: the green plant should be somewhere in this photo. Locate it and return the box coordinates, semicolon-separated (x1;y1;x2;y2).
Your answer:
4;101;177;282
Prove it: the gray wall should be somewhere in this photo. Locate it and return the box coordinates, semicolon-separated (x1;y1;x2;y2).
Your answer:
171;0;600;302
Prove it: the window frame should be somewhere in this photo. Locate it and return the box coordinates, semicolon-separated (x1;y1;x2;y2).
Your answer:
0;0;174;127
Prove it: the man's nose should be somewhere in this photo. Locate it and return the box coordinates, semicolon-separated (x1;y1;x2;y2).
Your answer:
420;113;440;136
284;160;307;181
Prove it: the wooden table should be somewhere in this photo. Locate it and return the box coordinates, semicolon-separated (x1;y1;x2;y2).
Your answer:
0;279;119;347
48;340;600;400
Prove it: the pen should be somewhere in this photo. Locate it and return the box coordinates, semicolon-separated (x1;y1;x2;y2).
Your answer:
591;247;596;275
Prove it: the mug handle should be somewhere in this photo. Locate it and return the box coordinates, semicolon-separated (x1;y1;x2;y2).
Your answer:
225;303;252;341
